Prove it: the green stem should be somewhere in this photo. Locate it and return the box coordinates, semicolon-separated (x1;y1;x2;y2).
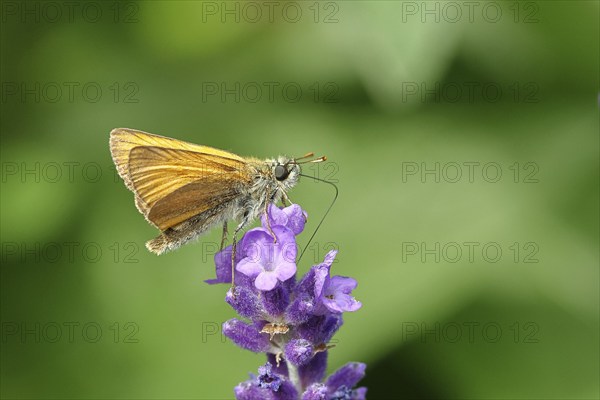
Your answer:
285;358;302;394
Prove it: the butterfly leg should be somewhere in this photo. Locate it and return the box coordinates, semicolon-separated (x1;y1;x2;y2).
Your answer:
281;190;293;206
264;189;277;244
230;236;237;289
220;221;228;251
230;217;249;289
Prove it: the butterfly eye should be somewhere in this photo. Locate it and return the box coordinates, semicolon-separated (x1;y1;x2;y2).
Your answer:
274;164;290;181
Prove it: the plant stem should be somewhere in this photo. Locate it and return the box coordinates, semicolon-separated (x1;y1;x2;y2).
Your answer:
285;358;302;394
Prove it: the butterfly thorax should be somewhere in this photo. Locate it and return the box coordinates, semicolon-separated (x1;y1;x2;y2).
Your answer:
236;156;300;221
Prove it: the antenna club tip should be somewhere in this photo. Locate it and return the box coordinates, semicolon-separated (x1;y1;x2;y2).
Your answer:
322;156;327;161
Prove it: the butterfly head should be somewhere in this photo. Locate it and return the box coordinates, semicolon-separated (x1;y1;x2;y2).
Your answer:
271;153;327;190
272;156;301;190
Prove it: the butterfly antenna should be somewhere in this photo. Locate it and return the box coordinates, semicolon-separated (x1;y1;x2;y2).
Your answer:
287;154;327;167
296;152;315;160
297;156;326;165
297;173;338;264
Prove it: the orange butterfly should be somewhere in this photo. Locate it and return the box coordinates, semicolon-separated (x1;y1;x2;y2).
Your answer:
109;128;324;259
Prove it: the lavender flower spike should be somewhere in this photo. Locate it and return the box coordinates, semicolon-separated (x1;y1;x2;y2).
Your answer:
208;203;367;399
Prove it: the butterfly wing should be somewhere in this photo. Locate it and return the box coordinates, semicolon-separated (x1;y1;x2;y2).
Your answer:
110;128;246;188
109;128;251;230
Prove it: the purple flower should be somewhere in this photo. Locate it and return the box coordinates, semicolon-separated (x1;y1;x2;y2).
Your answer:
234;362;299;400
236;362;367;400
319;276;362;313
296;314;343;345
325;363;367;394
314;251;362;314
207;204;366;398
286;267;319;325
285;339;314;367
257;362;283;391
263;284;291;317
222;319;272;353
226;286;264;320
237;226;297;291
261;204;307;235
303;363;367;400
205;243;251;287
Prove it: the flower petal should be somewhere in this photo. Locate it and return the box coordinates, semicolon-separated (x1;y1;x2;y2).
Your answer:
313;265;329;299
322;249;337;268
262;204;288;229
275;259;296;282
321;276;362;313
242;229;275;265
328;276;357;294
257;362;282;391
282;204;307;235
205;245;233;284
237;258;263;278
262;204;307;235
206;245;253;286
255;271;279;291
271;225;297;250
323;293;362;313
325;362;366;392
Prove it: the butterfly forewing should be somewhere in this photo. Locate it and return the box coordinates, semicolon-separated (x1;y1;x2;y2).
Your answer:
109;128;252;230
110;128;245;188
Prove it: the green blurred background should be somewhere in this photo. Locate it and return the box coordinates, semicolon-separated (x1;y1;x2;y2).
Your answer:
1;1;598;399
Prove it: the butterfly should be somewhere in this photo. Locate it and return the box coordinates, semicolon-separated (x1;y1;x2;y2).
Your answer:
109;128;325;263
